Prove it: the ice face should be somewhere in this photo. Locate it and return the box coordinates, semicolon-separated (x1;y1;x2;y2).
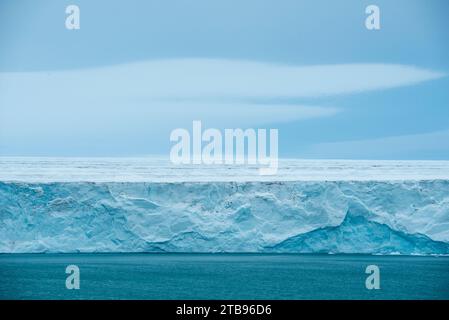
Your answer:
1;180;448;254
266;208;449;255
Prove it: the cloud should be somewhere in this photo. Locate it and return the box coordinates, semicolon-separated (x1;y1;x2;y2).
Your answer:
302;129;449;160
1;58;443;128
0;59;445;155
0;101;339;138
0;59;444;101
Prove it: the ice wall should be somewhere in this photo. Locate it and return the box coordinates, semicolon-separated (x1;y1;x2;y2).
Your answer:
1;180;449;254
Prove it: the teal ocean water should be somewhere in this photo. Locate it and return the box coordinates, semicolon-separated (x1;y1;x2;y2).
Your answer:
0;254;448;300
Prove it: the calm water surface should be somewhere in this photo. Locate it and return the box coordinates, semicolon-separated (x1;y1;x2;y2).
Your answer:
0;254;448;300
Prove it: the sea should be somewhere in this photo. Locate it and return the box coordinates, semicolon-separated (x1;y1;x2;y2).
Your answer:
1;253;449;300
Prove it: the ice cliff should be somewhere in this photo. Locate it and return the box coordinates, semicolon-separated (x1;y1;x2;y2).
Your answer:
1;180;449;254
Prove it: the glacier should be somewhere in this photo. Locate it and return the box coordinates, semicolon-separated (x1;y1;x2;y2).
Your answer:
1;179;449;254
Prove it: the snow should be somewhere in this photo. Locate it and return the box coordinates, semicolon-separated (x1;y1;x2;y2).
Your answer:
2;157;449;182
1;159;449;254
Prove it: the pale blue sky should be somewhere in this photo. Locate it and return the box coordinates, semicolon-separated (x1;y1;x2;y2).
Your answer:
0;0;448;159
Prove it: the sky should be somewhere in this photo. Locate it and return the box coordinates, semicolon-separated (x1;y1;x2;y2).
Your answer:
0;0;448;159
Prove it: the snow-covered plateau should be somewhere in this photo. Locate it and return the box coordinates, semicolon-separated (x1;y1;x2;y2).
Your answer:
1;158;449;254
